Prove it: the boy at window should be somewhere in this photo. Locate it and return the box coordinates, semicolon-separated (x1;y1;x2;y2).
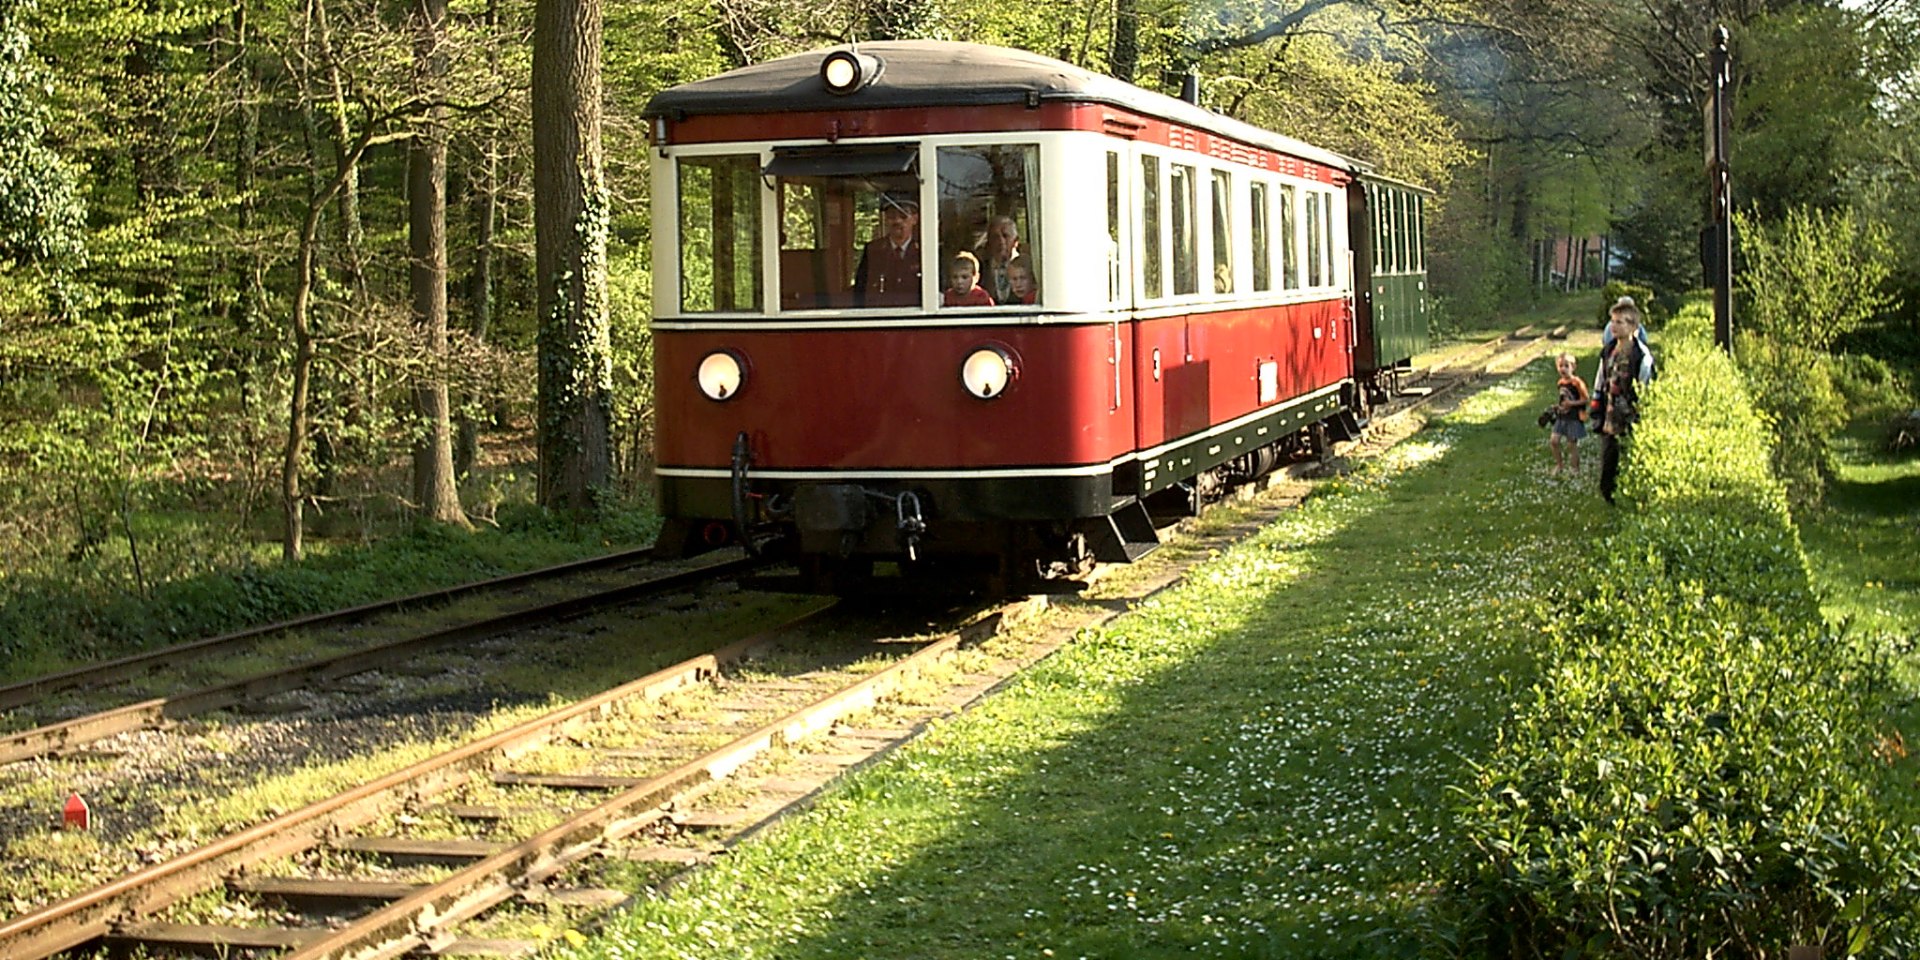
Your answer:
1006;260;1037;305
852;194;921;307
942;251;995;306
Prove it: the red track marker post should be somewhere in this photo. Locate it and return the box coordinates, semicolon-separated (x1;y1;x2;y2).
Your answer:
62;792;89;830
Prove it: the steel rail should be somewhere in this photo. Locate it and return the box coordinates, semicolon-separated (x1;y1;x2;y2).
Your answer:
0;552;764;766
0;547;659;712
0;603;836;960
276;617;983;960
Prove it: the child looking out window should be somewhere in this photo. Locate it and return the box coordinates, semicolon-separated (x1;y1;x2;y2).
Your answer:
943;251;995;307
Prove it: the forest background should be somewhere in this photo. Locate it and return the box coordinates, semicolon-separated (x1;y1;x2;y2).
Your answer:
0;0;1915;658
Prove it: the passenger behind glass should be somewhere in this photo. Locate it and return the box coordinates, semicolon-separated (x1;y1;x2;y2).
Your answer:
942;251;996;307
1006;259;1037;305
974;215;1021;304
852;194;921;307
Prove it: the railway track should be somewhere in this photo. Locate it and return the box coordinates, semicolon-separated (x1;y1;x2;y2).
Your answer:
0;552;769;766
0;325;1564;960
0;547;667;714
0;592;1108;960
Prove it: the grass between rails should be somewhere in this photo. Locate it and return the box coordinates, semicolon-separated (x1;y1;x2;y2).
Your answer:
561;364;1618;960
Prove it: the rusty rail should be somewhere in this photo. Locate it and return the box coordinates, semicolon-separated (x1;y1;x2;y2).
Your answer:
0;552;764;765
0;603;836;960
0;547;660;712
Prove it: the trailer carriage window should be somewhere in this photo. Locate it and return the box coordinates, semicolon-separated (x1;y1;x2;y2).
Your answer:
1382;186;1397;274
1170;163;1198;296
936;144;1041;307
1398;191;1409;272
1141;155;1163;300
1399;191;1411;272
678;155;764;313
1280;183;1298;290
1414;194;1426;271
1250;181;1271;292
1210;170;1233;294
1305;190;1324;288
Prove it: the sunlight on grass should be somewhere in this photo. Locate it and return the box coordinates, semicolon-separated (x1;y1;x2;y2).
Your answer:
561;366;1615;959
1799;437;1920;804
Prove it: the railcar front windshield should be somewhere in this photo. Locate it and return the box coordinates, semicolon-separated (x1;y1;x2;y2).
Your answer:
767;147;922;311
934;144;1041;309
677;143;1042;314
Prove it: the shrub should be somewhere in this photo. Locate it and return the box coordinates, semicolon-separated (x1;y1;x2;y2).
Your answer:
1830;353;1912;422
1736;207;1895;354
1736;335;1847;509
1444;302;1920;957
1599;280;1662;330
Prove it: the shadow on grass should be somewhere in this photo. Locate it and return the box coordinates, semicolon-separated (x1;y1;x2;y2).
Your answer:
1827;470;1920;519
599;365;1610;960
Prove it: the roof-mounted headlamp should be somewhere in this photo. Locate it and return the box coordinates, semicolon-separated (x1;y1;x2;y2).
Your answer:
821;50;881;95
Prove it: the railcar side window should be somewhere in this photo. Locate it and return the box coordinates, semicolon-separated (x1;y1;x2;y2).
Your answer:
1280;184;1298;290
1210;170;1233;294
1305;191;1324;288
1141;155;1163;300
678;155;764;313
1250;181;1271;292
1170;163;1198;296
1322;190;1337;286
937;144;1040;307
1107;151;1122;303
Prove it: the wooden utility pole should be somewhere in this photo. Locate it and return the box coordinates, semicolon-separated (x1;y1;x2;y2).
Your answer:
1707;26;1734;350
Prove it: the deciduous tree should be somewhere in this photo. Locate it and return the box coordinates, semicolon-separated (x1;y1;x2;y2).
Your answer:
408;0;469;528
533;0;611;513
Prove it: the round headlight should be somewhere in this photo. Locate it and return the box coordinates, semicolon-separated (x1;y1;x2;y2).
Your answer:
961;346;1016;400
820;50;879;94
697;350;745;401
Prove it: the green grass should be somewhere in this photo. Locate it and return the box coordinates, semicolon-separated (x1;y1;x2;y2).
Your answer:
1441;290;1600;345
558;364;1618;959
1800;431;1920;778
0;501;666;685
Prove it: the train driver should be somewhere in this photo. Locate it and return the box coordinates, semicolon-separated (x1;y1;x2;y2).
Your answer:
852;193;922;307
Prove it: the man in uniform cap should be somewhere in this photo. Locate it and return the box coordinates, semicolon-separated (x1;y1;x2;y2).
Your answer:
853;192;921;307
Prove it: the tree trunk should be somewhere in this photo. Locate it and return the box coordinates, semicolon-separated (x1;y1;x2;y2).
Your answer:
284;191;329;563
533;0;612;514
308;0;366;502
1112;0;1138;83
314;0;368;308
456;0;501;480
409;0;468;527
284;107;385;560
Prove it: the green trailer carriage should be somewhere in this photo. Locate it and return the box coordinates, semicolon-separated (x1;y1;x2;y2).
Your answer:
1348;174;1432;408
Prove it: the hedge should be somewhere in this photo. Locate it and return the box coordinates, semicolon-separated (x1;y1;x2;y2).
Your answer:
1444;303;1920;957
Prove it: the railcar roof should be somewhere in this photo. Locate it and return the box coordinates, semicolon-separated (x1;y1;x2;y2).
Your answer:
644;40;1364;175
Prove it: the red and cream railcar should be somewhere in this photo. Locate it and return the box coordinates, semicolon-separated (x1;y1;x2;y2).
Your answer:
645;41;1367;591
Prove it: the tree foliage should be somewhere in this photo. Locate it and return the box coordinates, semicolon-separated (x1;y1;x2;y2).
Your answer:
0;0;83;272
1734;206;1898;506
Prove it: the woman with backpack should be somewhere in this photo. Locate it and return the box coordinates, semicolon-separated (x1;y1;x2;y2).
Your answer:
1594;299;1656;503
